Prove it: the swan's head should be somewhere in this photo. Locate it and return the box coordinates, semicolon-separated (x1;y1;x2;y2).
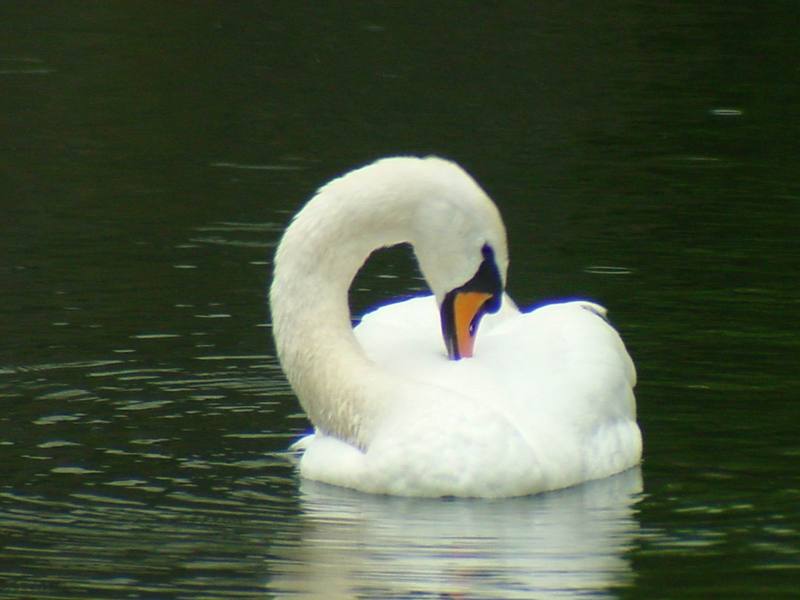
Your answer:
402;157;509;361
277;155;509;363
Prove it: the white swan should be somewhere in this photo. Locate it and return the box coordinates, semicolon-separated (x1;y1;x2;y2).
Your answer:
270;156;641;498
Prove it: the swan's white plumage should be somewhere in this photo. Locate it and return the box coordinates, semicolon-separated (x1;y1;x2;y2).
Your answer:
271;156;641;498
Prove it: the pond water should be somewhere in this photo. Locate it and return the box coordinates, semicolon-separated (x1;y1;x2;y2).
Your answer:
2;2;799;598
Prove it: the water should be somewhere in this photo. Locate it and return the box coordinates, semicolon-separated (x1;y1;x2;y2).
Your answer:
2;2;799;598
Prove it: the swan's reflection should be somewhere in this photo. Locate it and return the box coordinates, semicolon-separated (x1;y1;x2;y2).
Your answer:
269;467;642;598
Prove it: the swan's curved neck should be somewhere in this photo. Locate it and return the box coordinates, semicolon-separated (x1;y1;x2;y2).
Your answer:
270;174;417;448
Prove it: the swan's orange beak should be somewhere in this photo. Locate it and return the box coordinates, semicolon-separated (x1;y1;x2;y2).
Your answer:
442;289;498;360
441;244;504;361
452;291;493;359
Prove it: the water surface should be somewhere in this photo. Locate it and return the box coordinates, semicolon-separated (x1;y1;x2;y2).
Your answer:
2;2;799;598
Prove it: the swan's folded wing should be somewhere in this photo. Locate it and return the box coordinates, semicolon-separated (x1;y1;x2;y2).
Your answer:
478;300;641;476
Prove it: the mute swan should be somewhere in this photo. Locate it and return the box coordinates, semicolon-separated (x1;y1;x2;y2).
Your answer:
270;156;641;498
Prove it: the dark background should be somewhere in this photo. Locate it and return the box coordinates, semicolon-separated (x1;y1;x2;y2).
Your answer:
2;2;799;597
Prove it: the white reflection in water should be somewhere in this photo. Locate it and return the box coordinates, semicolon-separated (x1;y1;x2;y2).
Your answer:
269;467;643;599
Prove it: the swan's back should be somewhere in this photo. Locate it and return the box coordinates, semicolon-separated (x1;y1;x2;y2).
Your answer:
297;296;641;498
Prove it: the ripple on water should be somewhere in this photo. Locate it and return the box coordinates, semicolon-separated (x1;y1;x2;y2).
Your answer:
0;453;300;598
189;221;284;250
583;265;634;276
1;328;302;597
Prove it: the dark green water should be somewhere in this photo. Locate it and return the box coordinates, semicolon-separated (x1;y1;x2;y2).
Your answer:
2;2;799;598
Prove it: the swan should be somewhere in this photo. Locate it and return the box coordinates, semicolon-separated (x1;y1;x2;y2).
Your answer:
270;156;641;498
